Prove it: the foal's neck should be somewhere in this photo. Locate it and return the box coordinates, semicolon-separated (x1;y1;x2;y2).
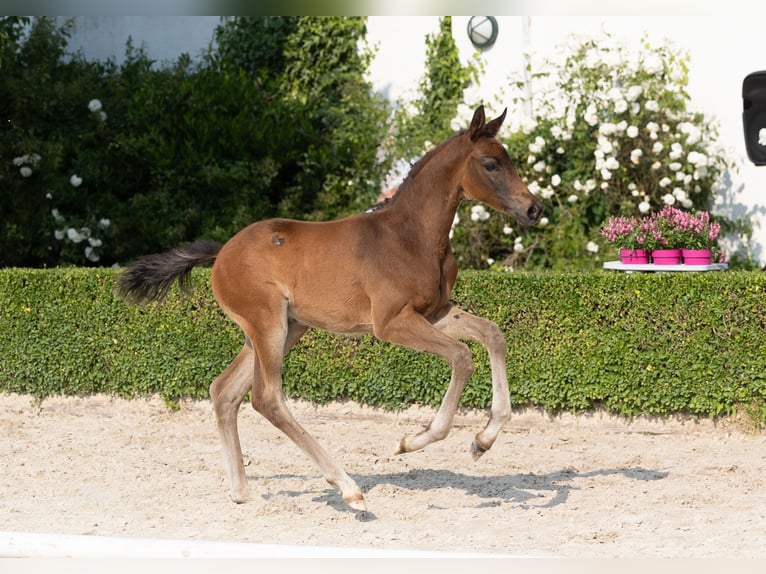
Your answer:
388;137;465;245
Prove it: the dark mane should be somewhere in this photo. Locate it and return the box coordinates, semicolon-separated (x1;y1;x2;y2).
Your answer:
399;132;462;191
366;132;464;213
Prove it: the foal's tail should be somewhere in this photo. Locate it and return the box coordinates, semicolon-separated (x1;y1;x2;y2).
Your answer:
116;239;223;304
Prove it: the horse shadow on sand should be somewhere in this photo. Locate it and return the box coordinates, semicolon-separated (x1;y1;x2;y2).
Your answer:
260;466;668;521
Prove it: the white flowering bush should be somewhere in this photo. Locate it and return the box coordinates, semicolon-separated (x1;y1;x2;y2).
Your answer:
449;32;747;270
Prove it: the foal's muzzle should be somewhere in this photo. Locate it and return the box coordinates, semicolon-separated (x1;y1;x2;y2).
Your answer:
527;201;543;225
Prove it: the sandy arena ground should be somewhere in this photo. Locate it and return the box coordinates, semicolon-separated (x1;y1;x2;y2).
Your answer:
1;393;765;558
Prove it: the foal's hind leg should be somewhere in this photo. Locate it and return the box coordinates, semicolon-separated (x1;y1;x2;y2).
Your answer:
210;344;254;503
430;305;511;459
247;316;367;511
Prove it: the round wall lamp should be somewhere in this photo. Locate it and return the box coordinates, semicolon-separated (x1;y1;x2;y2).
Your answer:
467;16;498;51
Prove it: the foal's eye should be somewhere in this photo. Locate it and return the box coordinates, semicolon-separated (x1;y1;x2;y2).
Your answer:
483;161;500;173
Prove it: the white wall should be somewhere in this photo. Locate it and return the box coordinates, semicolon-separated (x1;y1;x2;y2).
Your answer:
65;16;766;264
65;16;219;65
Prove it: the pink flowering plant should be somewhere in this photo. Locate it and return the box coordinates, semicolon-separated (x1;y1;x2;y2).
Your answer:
675;209;721;250
600;216;646;251
601;205;724;258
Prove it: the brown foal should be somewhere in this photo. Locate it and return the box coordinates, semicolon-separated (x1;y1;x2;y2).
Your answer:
118;105;542;511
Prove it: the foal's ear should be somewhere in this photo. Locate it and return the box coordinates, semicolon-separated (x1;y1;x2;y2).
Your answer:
483;108;507;137
468;105;486;141
468;106;506;141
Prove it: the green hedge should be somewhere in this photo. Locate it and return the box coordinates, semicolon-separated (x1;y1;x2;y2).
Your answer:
1;268;765;424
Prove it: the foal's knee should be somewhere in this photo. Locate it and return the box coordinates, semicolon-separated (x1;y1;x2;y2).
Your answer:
484;321;507;355
452;343;475;381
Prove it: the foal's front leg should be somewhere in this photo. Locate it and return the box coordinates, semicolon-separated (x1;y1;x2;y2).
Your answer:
430;305;511;459
375;306;477;454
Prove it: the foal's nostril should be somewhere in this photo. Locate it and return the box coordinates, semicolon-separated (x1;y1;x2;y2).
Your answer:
527;202;542;223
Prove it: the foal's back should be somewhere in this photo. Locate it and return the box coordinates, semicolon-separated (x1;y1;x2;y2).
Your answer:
210;209;435;336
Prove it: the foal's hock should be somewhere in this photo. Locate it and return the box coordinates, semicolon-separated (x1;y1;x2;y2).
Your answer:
118;106;542;512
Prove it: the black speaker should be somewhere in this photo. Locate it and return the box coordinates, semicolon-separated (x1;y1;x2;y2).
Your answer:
743;70;766;166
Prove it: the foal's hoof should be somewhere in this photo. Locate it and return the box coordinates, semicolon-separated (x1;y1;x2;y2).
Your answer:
470;440;487;461
344;493;368;512
230;493;249;504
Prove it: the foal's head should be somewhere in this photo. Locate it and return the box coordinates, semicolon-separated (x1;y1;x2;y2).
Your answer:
460;106;542;228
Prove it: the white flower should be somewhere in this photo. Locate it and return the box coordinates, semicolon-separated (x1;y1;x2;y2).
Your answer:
533;160;546;172
646;122;660;134
673;188;688;202
98;111;107;122
19;166;33;177
51;209;65;223
630;149;643;164
614;99;628;114
651;161;662;170
513;237;524;252
550;125;563;139
759;128;766;147
551;174;561;187
642;53;663;74
652;142;664;154
668;162;682;172
470;204;490;222
70;174;83;187
599;123;617;136
584;103;598;126
13;156;25;166
626;125;639;138
84;246;100;262
669;142;683;160
502;225;512;235
541;187;555;199
486;258;494;266
645;100;660;112
597;136;613;155
679;122;701;145
586;241;599;253
567;194;579;204
607;87;622;101
638;200;651;213
54;229;65;240
538;217;549;227
687;151;708;167
659;176;672;188
626;85;643;101
662;193;676;205
67;227;84;243
528;136;546;154
88;237;103;247
88;99;103;113
99;218;111;228
605;157;620;170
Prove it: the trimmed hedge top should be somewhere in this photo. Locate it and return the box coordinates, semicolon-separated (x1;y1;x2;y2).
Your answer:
1;268;765;424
